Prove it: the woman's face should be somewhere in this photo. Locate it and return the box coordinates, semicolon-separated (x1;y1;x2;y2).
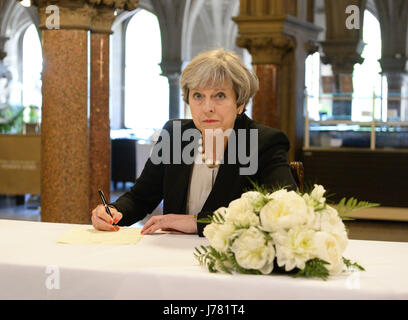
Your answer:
188;81;244;133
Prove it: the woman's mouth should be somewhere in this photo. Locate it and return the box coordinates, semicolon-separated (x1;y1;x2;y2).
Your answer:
203;119;218;123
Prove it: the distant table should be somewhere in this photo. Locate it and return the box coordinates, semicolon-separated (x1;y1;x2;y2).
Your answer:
1;219;408;299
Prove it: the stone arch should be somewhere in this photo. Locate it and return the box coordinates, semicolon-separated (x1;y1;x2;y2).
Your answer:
1;0;40;40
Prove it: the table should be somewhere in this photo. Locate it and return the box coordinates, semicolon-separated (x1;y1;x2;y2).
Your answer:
1;219;408;300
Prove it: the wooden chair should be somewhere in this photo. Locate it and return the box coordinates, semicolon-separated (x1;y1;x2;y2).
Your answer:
289;161;304;192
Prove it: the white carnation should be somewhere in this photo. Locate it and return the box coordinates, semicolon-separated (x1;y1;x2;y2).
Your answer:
260;190;308;232
231;227;275;274
273;226;316;271
203;222;236;253
225;197;260;227
313;231;345;275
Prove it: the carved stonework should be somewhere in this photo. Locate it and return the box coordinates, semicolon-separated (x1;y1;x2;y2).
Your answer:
28;0;138;10
320;0;366;75
236;34;294;65
26;0;138;31
304;40;319;56
238;0;297;17
233;2;297;65
87;0;138;11
34;1;95;30
91;6;115;34
320;39;364;75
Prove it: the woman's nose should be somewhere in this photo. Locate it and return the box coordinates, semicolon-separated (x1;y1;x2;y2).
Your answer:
203;98;215;113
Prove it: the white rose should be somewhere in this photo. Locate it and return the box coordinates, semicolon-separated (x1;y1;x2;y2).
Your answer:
225;197;260;227
313;231;345;275
260;190;308;232
241;191;267;212
273;226;316;271
203;222;236;253
231;226;275;274
266;189;289;200
319;206;346;234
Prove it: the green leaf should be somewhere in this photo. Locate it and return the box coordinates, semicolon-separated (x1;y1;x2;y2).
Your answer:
343;257;365;271
336;197;380;218
293;258;330;280
245;178;291;195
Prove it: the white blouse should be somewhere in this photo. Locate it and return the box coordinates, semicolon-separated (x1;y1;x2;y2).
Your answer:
186;153;219;216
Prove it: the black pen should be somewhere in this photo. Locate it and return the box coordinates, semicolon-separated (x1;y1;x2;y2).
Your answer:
98;189;116;225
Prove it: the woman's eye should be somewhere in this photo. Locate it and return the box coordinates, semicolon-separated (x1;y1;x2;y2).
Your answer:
192;92;202;99
215;92;226;99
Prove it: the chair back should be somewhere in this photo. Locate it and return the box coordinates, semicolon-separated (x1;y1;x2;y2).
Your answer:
289;161;304;192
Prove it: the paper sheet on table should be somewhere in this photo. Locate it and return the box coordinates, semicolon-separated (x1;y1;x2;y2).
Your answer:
57;226;143;245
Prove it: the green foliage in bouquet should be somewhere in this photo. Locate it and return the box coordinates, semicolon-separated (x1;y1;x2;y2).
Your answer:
336;197;380;220
195;184;376;280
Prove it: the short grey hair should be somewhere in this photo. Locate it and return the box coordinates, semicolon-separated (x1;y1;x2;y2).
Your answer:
180;49;259;108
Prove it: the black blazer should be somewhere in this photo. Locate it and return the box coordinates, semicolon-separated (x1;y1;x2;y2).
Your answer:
112;114;297;236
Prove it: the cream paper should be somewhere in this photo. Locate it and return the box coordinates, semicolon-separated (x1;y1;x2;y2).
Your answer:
57;226;143;245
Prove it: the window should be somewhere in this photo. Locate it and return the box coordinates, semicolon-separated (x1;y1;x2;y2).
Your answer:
352;10;384;122
304;10;407;149
22;24;42;111
124;9;169;132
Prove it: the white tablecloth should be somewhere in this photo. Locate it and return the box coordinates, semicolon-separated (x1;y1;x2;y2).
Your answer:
1;219;408;300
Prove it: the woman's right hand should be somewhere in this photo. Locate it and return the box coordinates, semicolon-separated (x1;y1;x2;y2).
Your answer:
91;204;123;231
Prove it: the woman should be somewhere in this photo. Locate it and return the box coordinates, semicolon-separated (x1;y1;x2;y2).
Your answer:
91;49;296;236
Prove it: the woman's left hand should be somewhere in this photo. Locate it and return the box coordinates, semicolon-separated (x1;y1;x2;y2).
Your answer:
141;214;197;235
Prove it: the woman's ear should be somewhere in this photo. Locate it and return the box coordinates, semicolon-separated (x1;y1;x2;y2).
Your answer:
237;104;245;115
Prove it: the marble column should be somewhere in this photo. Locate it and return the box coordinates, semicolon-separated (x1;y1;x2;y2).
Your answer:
320;40;364;119
382;71;407;120
160;61;182;119
235;34;293;130
320;0;366;119
374;0;408;121
37;1;92;224
252;64;280;129
32;0;138;223
88;7;115;213
234;1;321;161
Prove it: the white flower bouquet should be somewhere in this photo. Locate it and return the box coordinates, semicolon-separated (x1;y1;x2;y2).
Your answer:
195;184;378;280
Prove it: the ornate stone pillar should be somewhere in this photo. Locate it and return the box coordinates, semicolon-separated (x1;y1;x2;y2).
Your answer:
32;0;93;224
234;18;294;129
234;0;321;161
160;61;182;119
30;0;137;224
88;0;138;212
151;0;187;119
320;0;366;120
374;0;408;121
88;6;115;214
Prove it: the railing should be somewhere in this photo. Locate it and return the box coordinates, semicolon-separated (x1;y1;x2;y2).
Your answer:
304;93;408;150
